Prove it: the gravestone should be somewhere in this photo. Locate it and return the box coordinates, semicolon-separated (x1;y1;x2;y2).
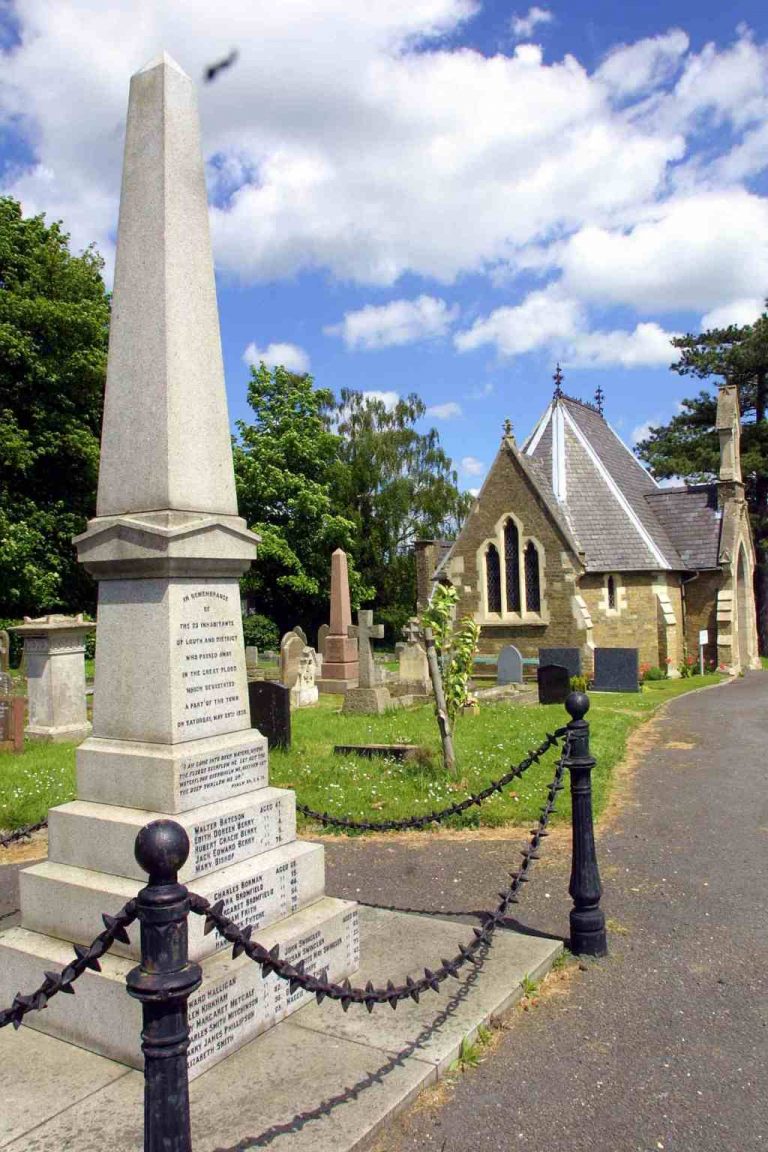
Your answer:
343;610;391;714
0;629;9;672
279;631;304;688
12;615;94;743
538;647;581;679
317;549;359;693
593;647;640;692
0;52;359;1079
290;647;319;708
497;644;524;685
293;625;307;645
398;618;430;690
245;645;259;673
0;672;25;754
248;680;291;750
317;623;330;658
537;664;571;705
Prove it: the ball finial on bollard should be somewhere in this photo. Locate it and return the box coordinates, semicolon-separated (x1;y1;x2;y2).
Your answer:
565;690;590;722
134;819;190;883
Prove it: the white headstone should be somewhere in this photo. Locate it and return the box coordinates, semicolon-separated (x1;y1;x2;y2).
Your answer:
0;52;358;1077
279;631;304;687
290;647;319;708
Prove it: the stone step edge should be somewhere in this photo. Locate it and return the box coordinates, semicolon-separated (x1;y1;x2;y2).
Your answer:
19;838;326;962
47;788;297;884
0;896;359;1080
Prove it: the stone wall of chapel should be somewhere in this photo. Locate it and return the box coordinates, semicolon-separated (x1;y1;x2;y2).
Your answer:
444;445;586;661
578;572;681;670
682;571;721;669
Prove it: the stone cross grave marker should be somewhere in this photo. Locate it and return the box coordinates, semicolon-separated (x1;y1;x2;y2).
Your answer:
0;51;359;1079
537;664;571;705
348;610;384;688
497;644;524;685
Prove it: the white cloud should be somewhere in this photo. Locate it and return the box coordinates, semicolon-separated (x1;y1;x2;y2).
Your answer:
596;29;689;98
700;299;764;330
427;401;462;419
567;322;676;368
360;390;400;410
326;296;458;350
632;420;655;445
243;341;310;373
0;3;766;334
510;7;553;40
468;486;480;496
560;191;768;312
456;288;582;356
461;455;486;476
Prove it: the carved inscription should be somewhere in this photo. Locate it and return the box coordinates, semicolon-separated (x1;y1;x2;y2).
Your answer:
174;585;248;739
186;908;360;1076
178;741;268;803
207;854;308;952
191;796;293;876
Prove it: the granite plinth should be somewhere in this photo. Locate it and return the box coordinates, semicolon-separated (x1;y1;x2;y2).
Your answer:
342;686;392;715
323;636;359;665
317;676;358;695
0;897;358;1079
76;728;269;813
19;839;325;961
47;790;296;883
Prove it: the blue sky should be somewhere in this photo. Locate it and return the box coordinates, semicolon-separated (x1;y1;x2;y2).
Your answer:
1;1;767;493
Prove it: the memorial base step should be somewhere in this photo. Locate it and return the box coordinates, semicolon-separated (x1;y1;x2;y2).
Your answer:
47;788;297;884
19;838;326;962
0;897;359;1080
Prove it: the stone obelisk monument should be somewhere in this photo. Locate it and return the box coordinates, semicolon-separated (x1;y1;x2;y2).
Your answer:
0;53;358;1078
317;548;359;693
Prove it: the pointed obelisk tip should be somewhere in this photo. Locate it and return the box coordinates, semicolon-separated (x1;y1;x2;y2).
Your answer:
136;50;188;78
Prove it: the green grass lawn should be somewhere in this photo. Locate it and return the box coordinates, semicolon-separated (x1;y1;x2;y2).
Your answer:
0;673;727;834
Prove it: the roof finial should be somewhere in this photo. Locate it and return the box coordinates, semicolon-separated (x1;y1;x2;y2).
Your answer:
503;417;514;441
553;362;564;400
595;384;605;417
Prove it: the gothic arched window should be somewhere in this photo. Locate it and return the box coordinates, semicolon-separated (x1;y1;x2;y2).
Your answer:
485;544;501;613
524;541;541;613
504;519;521;612
607;574;616;610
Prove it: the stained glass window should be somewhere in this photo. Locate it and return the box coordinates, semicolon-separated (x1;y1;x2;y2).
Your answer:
486;544;501;613
607;575;616;610
504;519;521;612
524;541;541;613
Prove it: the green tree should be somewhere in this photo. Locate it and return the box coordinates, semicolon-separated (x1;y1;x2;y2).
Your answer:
0;197;109;617
636;304;768;653
332;389;471;640
233;363;367;634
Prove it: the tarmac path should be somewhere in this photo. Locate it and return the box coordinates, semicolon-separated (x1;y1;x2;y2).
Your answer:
324;673;767;1152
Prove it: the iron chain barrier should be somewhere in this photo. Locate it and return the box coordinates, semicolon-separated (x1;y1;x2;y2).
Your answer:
0;692;607;1152
0;819;48;850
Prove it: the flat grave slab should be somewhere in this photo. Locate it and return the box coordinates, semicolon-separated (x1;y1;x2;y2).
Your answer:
334;743;421;761
0;906;561;1151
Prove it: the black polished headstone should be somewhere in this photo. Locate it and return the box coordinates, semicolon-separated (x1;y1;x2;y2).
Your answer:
539;647;582;678
497;645;523;685
248;680;291;749
593;647;640;693
537;664;571;705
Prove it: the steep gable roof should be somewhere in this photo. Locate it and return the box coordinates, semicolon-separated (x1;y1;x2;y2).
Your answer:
645;486;722;570
524;395;685;571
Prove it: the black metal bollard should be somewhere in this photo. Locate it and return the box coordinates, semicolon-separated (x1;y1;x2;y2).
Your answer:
564;692;608;957
127;820;202;1152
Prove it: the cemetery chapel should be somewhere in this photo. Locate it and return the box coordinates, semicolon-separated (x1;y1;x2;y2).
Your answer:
417;371;760;675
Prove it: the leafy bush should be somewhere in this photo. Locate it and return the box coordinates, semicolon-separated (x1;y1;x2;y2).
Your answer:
641;665;667;682
678;655;697;678
375;604;413;648
421;585;480;722
242;613;280;651
570;674;588;692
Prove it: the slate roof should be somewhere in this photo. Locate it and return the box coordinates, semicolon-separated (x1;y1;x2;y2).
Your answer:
645;486;722;570
521;394;721;573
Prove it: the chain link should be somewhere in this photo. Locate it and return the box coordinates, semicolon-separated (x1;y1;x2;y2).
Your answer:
190;736;569;1013
0;820;49;850
0;900;137;1030
296;727;567;832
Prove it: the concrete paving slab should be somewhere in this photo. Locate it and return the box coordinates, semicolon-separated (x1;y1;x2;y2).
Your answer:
0;906;560;1151
295;907;560;1074
0;1027;132;1148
